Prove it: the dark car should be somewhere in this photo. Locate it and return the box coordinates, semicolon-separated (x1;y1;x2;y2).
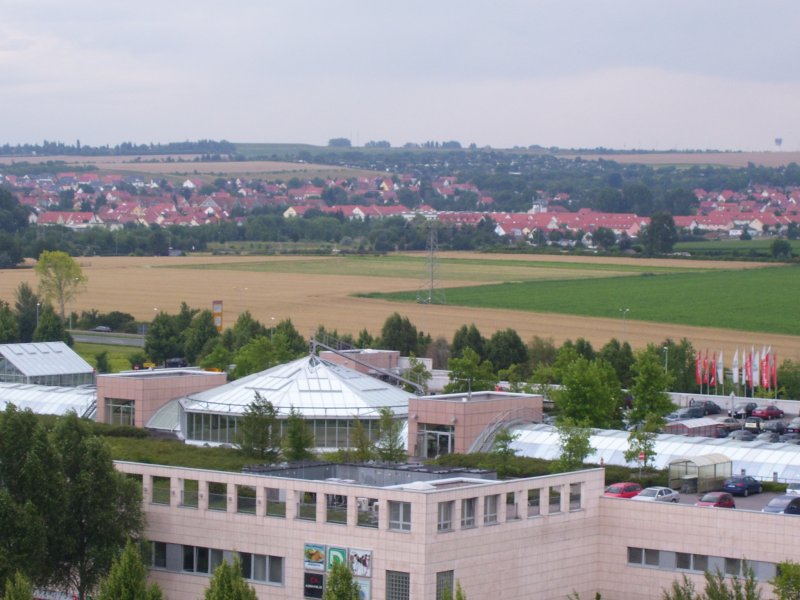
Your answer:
763;420;787;435
752;405;785;420
756;432;780;443
780;433;800;443
729;402;757;419
743;416;763;433
696;492;735;508
667;406;705;421
727;430;755;441
762;495;800;515
722;476;763;497
697;400;721;415
784;418;800;434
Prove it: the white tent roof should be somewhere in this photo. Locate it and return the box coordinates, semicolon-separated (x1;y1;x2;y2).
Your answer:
511;424;800;482
0;342;94;377
0;382;96;418
180;355;410;419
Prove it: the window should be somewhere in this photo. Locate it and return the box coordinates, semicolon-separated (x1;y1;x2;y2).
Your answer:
182;479;199;508
265;487;286;518
461;497;476;528
693;554;708;572
436;570;454;600
569;483;581;510
183;546;222;574
298;491;317;521
326;493;347;524
151;476;170;505
628;547;643;565
389;501;411;531
644;549;659;566
237;485;256;514
239;552;283;585
208;482;227;511
386;570;410;600
437;501;454;532
484;494;499;524
150;541;167;569
676;553;691;570
106;398;134;426
527;489;540;517
356;496;379;528
549;486;562;514
725;558;742;576
506;492;519;520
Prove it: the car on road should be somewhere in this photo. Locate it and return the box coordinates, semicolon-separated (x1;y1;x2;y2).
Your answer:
695;492;736;508
91;325;112;332
729;402;757;419
603;482;642;499
762;495;800;515
752;405;785;420
631;486;680;503
722;476;763;497
727;430;756;441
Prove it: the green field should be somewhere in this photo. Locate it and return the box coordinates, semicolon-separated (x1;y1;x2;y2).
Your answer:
73;342;139;372
169;254;706;282
361;265;800;335
674;238;800;260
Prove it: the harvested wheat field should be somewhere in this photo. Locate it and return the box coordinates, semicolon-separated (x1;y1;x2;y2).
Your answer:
1;253;797;361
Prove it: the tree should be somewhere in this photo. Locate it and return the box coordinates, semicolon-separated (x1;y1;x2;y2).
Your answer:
451;324;486;361
486;328;529;373
529;336;557;370
778;359;800;400
376;407;406;462
182;309;219;364
3;572;34;600
771;238;793;260
283;407;315;462
0;300;19;343
555;357;622;429
624;414;660;470
33;303;73;346
444;348;496;393
95;539;163;600
627;349;675;426
237;392;282;461
34;250;87;322
226;311;268;352
50;413;144;600
403;354;431;393
323;561;361;600
491;427;519;459
94;351;110;374
772;560;800;600
660;338;697;393
348;418;375;462
144;312;182;364
13;283;40;343
379;313;425;355
553;419;595;472
328;138;352;148
203;558;257;600
598;338;634;389
662;568;761;600
641;212;678;255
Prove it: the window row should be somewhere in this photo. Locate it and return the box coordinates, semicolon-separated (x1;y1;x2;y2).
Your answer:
148;542;283;585
437;484;583;532
627;547;777;581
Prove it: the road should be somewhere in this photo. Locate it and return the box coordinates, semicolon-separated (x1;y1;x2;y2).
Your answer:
70;332;145;348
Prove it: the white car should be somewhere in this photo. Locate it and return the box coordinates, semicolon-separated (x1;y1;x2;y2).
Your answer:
630;486;680;503
786;483;800;496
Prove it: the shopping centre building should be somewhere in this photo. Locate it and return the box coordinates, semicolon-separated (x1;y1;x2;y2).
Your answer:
118;460;796;600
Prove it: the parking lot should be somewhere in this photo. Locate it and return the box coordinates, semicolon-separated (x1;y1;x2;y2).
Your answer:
676;490;781;511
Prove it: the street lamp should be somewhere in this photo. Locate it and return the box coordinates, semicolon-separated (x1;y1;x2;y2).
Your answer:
619;307;630;341
36;302;41;326
663;346;669;374
270;316;276;341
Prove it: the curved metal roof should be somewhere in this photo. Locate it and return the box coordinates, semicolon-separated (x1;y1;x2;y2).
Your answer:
0;382;96;417
511;424;800;481
180;355;410;419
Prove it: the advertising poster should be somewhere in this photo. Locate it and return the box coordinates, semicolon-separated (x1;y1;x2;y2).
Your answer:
349;548;372;578
303;572;324;599
355;577;372;600
327;546;347;571
304;543;326;571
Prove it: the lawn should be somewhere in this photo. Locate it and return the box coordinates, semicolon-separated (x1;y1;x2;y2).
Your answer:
108;436;251;472
361;265;800;335
73;342;140;372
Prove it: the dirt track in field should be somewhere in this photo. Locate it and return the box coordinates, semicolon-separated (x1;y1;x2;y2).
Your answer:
2;253;796;361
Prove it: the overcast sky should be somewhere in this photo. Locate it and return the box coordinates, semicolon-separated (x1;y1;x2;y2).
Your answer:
2;0;798;151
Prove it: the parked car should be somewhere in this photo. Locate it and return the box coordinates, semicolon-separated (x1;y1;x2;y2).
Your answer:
756;432;780;443
784;418;800;434
666;406;705;421
780;433;800;444
603;482;643;499
697;400;721;415
743;417;763;433
631;486;680;503
722;476;763;497
727;430;756;441
729;402;757;419
762;495;800;515
752;405;785;420
763;420;786;435
786;483;800;496
695;492;735;508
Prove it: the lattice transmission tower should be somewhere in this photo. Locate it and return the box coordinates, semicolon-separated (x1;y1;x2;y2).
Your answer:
417;221;446;305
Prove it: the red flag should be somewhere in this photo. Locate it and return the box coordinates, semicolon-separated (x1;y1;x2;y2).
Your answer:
710;352;717;386
703;350;709;384
695;352;702;386
745;351;753;387
761;352;769;388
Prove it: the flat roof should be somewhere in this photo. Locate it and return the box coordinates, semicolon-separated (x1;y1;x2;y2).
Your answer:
415;391;541;403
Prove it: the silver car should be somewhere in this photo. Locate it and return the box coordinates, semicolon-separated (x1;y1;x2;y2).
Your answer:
631;486;680;503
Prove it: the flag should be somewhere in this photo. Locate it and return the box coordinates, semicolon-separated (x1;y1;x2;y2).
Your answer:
745;350;753;387
753;349;761;389
695;351;702;387
761;350;769;388
710;352;717;386
717;351;723;386
703;350;709;385
732;349;739;385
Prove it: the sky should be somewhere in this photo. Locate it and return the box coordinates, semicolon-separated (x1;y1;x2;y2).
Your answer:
2;0;799;151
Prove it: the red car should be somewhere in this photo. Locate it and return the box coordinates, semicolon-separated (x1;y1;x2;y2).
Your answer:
603;482;642;498
751;405;785;420
695;492;736;508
